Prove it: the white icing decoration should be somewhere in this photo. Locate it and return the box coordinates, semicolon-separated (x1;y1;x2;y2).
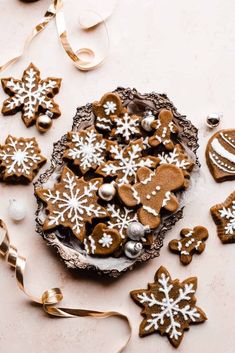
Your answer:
143;205;158;217
98;233;113;248
137;272;200;339
107;204;138;239
209;152;235;174
114;112;140;142
131;187;141;204
220;132;235;149
0;136;42;175
66;129;106;171
211;138;235;163
103;101;117;115
162;191;171;207
140;171;155;185
158;148;190;169
219;201;235;235
96;116;112;131
88;235;96;254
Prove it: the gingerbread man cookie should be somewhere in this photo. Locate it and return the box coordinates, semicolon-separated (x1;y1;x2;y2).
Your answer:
130;266;207;348
118;164;184;229
1;63;61;128
36;166;108;241
63;127;107;174
0;135;46;183
111;108;141;143
96;139;159;186
169;226;209;265
84;223;122;256
93;92;123;132
206;129;235;182
210;191;235;243
148;109;178;150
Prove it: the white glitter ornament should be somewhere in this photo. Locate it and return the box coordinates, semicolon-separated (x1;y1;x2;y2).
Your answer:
8;198;26;222
141;111;155;132
124;241;143;259
98;182;116;201
127;221;146;241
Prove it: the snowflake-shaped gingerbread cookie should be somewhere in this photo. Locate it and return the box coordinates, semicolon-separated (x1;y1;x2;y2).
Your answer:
211;191;235;243
111;108;141;143
1;63;61;128
131;266;207;347
96;139;159;186
0;135;46;183
36;166;108;241
63;127;107;174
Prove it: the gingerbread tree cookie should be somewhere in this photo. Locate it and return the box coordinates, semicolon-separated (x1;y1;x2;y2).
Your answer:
111;108;141;143
1;63;61;128
36;166;108;241
130;266;207;348
210;191;235;243
63;127;107;174
93;92;123;131
118;164;184;229
0;135;46;183
169;226;209;265
84;223;122;256
149;109;178;150
96;139;159;186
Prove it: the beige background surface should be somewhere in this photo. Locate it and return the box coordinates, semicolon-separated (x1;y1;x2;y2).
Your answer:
0;0;235;352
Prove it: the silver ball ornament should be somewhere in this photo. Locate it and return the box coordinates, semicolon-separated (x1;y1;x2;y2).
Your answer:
8;198;26;222
36;111;53;133
124;241;143;259
141;111;155;132
98;183;116;201
127;221;145;241
206;113;222;129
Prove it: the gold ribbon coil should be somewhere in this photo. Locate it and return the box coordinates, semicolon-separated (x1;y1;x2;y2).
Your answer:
0;219;131;353
0;0;111;72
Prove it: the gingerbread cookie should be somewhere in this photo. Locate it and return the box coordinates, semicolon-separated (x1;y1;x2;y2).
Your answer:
36;166;108;241
149;109;178;150
1;63;61;128
0;135;46;183
93;92;123;131
169;226;209;265
118;164;184;229
206;129;235;182
96;139;159;186
130;266;207;348
84;223;122;256
63;127;107;174
158;144;195;187
210;191;235;243
111;108;141;143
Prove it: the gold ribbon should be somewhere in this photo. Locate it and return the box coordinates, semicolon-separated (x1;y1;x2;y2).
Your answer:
0;0;111;73
0;219;131;353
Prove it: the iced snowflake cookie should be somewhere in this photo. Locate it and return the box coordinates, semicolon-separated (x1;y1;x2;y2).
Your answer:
1;63;61;129
206;129;235;182
111;108;141;143
36;166;108;241
93;92;123;131
210;191;235;243
63;127;107;174
0;135;46;183
118;164;185;229
169;226;209;265
130;266;207;347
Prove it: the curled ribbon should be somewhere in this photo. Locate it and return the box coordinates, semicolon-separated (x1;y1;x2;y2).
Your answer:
0;0;112;72
0;219;131;353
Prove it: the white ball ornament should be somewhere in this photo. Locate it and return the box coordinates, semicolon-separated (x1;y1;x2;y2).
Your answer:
127;221;145;241
98;182;116;201
8;199;26;222
141;111;155;132
124;241;143;259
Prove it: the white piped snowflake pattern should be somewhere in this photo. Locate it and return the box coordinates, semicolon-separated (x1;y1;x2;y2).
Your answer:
103;101;117;115
131;266;207;347
98;233;113;248
158;148;190;169
64;128;107;174
36;167;108;241
0;135;46;182
111;110;141;143
107;203;138;239
219;201;235;235
1;63;61;127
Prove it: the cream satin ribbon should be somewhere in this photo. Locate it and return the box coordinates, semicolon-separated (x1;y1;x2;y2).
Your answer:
0;0;112;72
0;219;131;353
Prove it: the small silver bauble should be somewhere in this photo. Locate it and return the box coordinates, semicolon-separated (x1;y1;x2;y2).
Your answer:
124;241;143;259
141;111;155;132
98;182;116;201
127;221;146;241
36;111;53;133
206;113;222;129
8;198;26;222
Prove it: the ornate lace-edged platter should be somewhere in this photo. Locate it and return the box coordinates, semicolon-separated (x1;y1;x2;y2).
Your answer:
35;87;199;277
